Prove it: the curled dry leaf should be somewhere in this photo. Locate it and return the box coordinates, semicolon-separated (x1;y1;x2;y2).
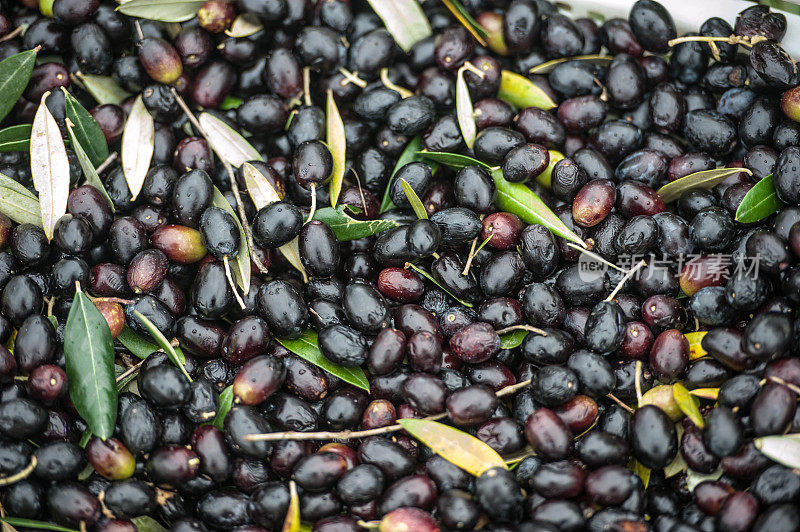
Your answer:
326;90;346;207
121;95;155;201
199;112;262;168
30;92;70;241
225;13;263;38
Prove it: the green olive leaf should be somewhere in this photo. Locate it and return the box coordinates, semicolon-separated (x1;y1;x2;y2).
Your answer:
0;518;78;532
754;433;800;469
497;70;556;110
326;89;346;207
211;187;251;295
65;118;114;213
0;49;38;123
406;262;474;308
417;150;490;171
528;55;614;75
397;419;506;476
211;385;234;430
0;180;41;227
456;66;477;149
30;93;70;241
400;178;428;219
65;290;117;440
62;89;109;167
491;169;587;248
657;167;752;203
735;173;782;223
133;310;192;382
199;112;262;168
117;323;186;362
672;382;704;428
121;95;155;201
379;136;429;213
440;0;488;44
500;329;529;349
0;124;32;152
277;330;370;392
75;73;132;105
365;0;432;52
129;517;168;532
116;0;206;22
312;205;399;241
220;95;244;110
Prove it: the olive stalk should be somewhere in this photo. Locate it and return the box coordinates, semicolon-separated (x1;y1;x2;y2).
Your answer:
0;456;37;486
604;259;648;302
494;324;548;337
244;378;533;442
606;392;636;414
379;68;413;98
95;151;119;176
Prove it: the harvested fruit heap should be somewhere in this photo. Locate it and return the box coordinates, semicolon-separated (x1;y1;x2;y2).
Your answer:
2;0;800;530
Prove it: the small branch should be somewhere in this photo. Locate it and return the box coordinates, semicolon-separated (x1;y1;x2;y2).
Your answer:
95;152;119;175
91;296;133;306
566;243;626;272
461;236;479;276
134;20;144;41
606;393;635;414
302;66;312;107
244;378;533;442
766;375;800;397
115;360;143;384
379;68;414;98
337;67;367;88
634;360;643;408
495;324;548;337
604;259;647;302
667;34;767;49
461;61;486;79
223;256;247;310
0;26;23;43
0;456;37;486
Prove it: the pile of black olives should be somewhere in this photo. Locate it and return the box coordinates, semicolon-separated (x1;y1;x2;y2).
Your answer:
1;0;800;530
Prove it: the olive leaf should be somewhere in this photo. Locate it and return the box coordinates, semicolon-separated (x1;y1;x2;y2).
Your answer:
535;149;564;188
657;167;752;203
0;174;41;227
456;66;477;149
129;517;168;532
65;118;115;212
279;237;308;283
0;49;38;123
440;0;488;45
220;95;244;111
117;323;186;362
199;112;262;168
62;89;109;167
672;382;704;428
633;460;651;489
500;329;529;349
65;289;117;440
75;73;132;105
685;331;707;360
528;54;614;74
116;0;206;22
312;205;399;241
282;481;301;532
397;419;506;476
365;0;432;53
735;173;782;223
121;95;155;201
225;13;263;38
686;466;723;492
133;310;193;382
690;388;719;400
639;384;682;421
400;178;428;219
379;135;426;213
754;433;800;469
497;70;557;110
242;161;283;208
417;150;490;171
326;89;346;207
30;92;70;241
211;187;251;295
0;519;78;532
0;124;32;152
491;169;587;248
277;330;370;392
405;262;474;308
211;385;233;430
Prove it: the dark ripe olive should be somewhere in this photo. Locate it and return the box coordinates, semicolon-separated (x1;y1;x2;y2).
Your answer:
172;170;213;228
430;207;481;246
520;327;572;366
297;220;339;278
138;37;182;84
449;321;500;364
390;163;432;211
266;392;320;432
308;298;345;330
289;452;347;494
138;365;190;409
646;81;685;132
435;489;479;531
191;262;232;320
0;344;15;384
704;406;744;458
540;13;584;58
295;26;341;74
747;229;790;275
531;365;579;407
23;19;69;54
189;426;230;482
318;324;368;367
175;315;224;360
445;384;498;426
716;492;759;532
680;427;720;474
172;137;214;175
102;479;155;521
475;416;525;454
475;467;524;523
358;436;414;482
10;224;50;267
519;224;559;278
751;383;796;436
735;4;787;41
337;281;387;336
347;28;393;79
248;482;289;528
480;250;525;297
524;408;573;460
405;331;441;373
693;480;735;516
353;87;401;121
366;327;406;376
0;398;47;440
628;0;676;53
589;120;643;164
433;25;473;71
577;431;630;468
146;445;199;487
379;474;438;516
125;249;167;294
252;202;301;249
669;32;709;85
14;314;56;372
53;0;99;24
33;441;85;481
600;18;643;56
647;328;689;381
423;456;470;495
71;22;112;75
501;143;549;185
549;61;602;99
27;364;68;404
514;108;566;150
1;275;42;327
480;296;524;330
630;404;677;468
47;482;101;527
503;0;540;53
616;180;665;218
199;207;240;261
401;372;446;415
24;62;70;102
224;405;273;459
377;268;424;303
585;465;635;506
323;388;368;429
293;140;333;190
221;315;270;366
583;301;626;354
740;98;782;148
473;98;514;131
119;399;160;455
451;166;494;215
744;312;792;359
558;95;607;134
385;95;435;136
774;146;800;205
605;54;646;109
753;464;800;507
752;504;799;532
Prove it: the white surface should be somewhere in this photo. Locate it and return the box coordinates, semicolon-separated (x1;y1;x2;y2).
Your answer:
562;0;800;57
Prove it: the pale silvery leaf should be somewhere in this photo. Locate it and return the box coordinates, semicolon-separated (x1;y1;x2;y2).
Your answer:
121;96;154;201
30;92;70;240
456;66;476;149
199;112;262;168
242;162;282;209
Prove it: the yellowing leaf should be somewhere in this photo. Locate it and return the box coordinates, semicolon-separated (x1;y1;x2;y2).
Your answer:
497;70;556;110
397;418;506;476
30;92;69;240
685;331;708;360
326;90;346;208
690;388;719;400
640;384;682;421
282;480;301;532
673;382;704;428
633;460;651;489
121;96;155;201
242;162;282;209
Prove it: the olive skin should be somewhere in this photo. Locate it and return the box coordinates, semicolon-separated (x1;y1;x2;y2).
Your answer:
172;170;214;228
630;405;678;468
299;221;340;278
257;280;308;339
318;324;369;367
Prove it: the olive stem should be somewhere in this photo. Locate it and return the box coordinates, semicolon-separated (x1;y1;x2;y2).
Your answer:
45;296;55;317
667;34;767;49
356;521;379;530
302;66;312;107
133;20;144;41
91;296;134;306
0;456;37;486
461;235;479;276
606;393;635;414
634;360;644;408
307;183;318;223
244;378;533;442
115;360;144;384
337;67;367;88
528;54;614;74
766;375;800;396
379;68;413;98
462;61;486;79
95;152;119;176
566;243;626;272
604;259;647;302
494;324;548;337
223;256;248;310
0;26;23;43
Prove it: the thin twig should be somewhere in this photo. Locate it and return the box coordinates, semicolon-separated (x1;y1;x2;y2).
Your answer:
634;360;643;408
95;152;119;175
604;259;647;302
566;243;626;272
245;378;533;442
667;34;767;49
115;360;143;384
495;324;548;337
606;393;635;414
766;375;800;397
302;66;312;107
134;20;144;41
223;256;247;310
461;235;479;275
0;456;37;486
0;26;23;43
337;67;367;88
379;68;414;98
